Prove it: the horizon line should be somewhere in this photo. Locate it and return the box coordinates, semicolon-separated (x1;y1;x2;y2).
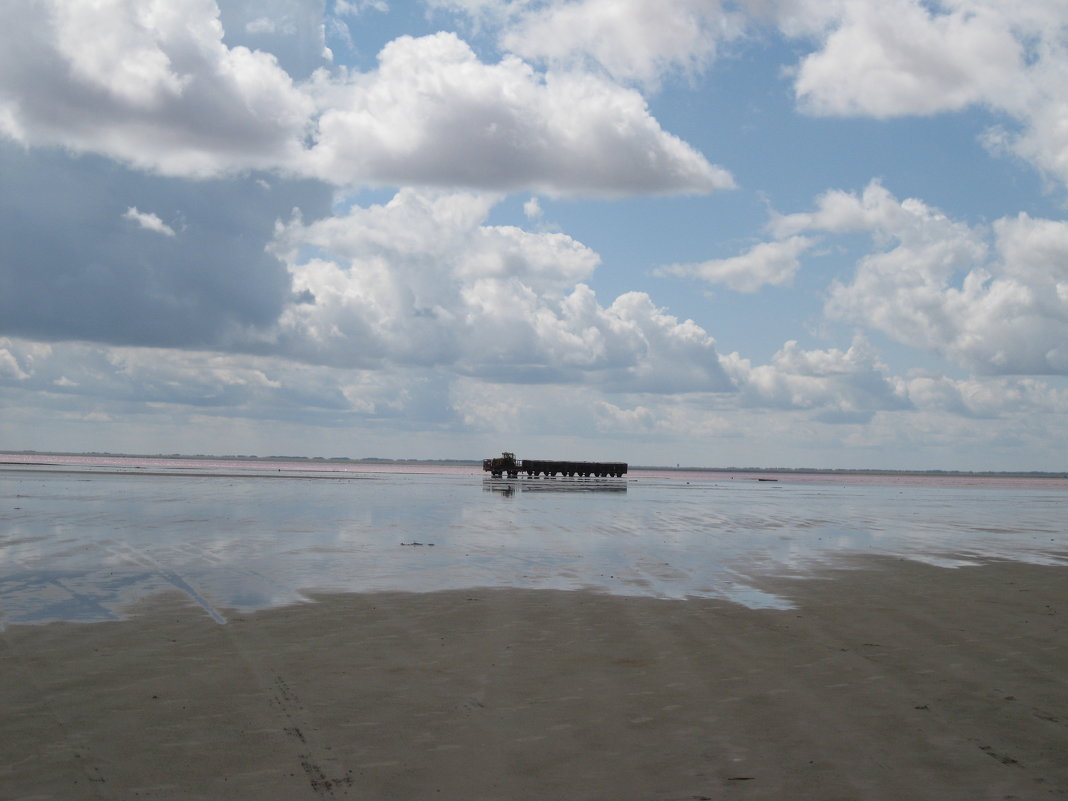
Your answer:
2;449;1065;479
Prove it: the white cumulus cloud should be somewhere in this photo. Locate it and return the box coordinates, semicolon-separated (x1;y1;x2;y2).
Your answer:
268;188;732;392
823;196;1068;376
726;180;1068;376
788;0;1020;118
721;336;910;422
0;0;314;177
500;0;746;87
0;2;729;197
780;0;1068;187
429;0;756;88
303;32;732;195
658;235;813;293
123;206;176;237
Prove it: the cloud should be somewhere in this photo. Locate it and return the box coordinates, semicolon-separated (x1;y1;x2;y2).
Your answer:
0;0;314;177
246;16;292;34
269;187;733;391
0;336;451;428
334;0;389;15
6;332;1067;469
429;0;761;88
0;144;332;348
788;0;1020;118
658;235;813;293
123;206;177;237
432;0;1068;202
303;32;733;195
721;336;910;421
497;0;747;88
6;1;1063;199
0;3;729;197
0;340;35;381
769;180;981;244
447;345;1068;468
219;0;330;79
1;144;726;393
824;200;1068;376
5;1;1065;469
780;0;1068;187
904;374;1068;419
0;339;57;384
718;179;1068;376
523;196;543;220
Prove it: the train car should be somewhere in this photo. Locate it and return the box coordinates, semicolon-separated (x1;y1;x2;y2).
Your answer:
482;452;627;478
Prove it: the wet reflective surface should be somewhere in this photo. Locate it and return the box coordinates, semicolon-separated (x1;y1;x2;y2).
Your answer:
2;459;1066;623
483;477;628;494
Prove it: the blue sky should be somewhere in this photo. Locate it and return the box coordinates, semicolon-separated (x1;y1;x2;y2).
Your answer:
2;0;1068;470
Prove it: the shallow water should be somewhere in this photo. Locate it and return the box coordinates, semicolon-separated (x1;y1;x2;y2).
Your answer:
2;456;1066;624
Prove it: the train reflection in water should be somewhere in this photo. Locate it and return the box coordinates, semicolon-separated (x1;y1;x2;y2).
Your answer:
483;477;627;495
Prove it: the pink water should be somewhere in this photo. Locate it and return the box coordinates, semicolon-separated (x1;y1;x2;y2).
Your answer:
2;452;1063;489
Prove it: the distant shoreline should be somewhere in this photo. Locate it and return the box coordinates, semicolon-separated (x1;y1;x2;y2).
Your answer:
2;449;1065;479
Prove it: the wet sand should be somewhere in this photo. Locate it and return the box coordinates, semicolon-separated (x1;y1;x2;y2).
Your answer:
2;556;1066;800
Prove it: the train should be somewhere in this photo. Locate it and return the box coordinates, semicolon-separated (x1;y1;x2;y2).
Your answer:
482;452;627;479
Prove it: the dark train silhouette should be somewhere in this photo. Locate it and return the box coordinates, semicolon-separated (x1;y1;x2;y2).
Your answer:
482;452;627;479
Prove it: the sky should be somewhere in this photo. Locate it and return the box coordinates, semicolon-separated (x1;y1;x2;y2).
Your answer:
2;0;1068;471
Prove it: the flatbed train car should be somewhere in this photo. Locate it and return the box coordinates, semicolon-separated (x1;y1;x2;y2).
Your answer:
482;452;627;479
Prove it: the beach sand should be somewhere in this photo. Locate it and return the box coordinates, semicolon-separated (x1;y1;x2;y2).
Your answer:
2;556;1066;800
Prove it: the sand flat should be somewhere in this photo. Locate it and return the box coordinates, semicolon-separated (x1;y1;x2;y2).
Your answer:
2;556;1066;800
